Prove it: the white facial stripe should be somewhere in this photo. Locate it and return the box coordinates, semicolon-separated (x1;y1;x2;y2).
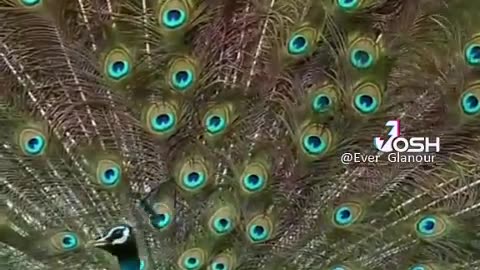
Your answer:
111;227;130;245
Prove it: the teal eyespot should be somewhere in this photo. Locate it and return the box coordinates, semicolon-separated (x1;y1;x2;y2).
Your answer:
172;70;194;90
288;34;309;55
331;266;347;270
213;217;232;234
337;0;360;11
212;262;227;270
334;206;353;225
61;233;79;250
182;171;205;189
162;8;187;29
246;215;273;243
354;94;378;113
103;48;132;81
25;135;45;155
242;174;265;192
178;248;206;270
350;49;373;69
409;265;426;270
151;213;172;229
332;202;363;227
102;167;120;185
312;94;332;112
416;216;436;235
299;124;332;158
96;160;122;188
184;256;200;269
108;60;130;80
461;92;480;115
248;224;268;242
151;113;176;132
465;44;480;66
205;115;226;134
415;214;447;239
21;0;41;6
302;135;327;155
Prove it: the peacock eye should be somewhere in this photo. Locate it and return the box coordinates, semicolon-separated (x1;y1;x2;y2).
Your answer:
108;60;130;79
212;262;227;270
162;8;187;29
96;160;122;188
461;93;480;115
288;34;309;55
205;115;226;134
182;171;206;189
61;233;79;250
246;215;273;243
172;69;194;90
151;213;172;229
409;265;427;270
178;248;206;270
302;135;327;155
242;174;265;192
152;113;176;132
337;0;360;11
213;217;232;234
334;206;352;225
415;214;447;239
465;44;480;66
26;136;45;155
312;94;332;112
354;94;377;113
21;0;41;6
350;49;374;69
332;202;363;227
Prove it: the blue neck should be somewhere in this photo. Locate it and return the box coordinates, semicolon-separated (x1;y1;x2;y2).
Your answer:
119;258;144;270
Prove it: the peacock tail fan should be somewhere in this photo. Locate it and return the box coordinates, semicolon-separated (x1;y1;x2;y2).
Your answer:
2;0;480;269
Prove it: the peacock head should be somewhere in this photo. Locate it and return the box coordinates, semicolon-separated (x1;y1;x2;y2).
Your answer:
88;224;137;257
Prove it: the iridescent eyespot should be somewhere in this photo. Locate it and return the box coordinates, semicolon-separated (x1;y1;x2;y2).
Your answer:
162;8;187;29
50;231;81;252
313;94;332;112
208;206;238;236
178;248;206;270
288;34;309;55
167;57;198;92
203;103;235;140
96;160;122;188
144;101;180;139
158;0;190;30
352;82;382;114
239;161;269;194
151;213;172;230
465;42;480;66
246;215;273;243
20;0;41;7
286;26;319;57
172;70;194;90
461;90;480;115
332;202;363;227
205;115;226;134
176;157;210;192
18;128;47;156
208;253;236;270
103;48;132;81
348;37;378;70
61;233;79;250
336;0;360;11
415;214;447;239
299;123;333;158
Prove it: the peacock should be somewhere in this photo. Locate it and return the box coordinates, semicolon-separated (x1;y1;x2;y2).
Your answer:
1;0;480;269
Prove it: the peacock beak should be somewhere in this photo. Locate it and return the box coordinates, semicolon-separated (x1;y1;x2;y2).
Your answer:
86;235;109;248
